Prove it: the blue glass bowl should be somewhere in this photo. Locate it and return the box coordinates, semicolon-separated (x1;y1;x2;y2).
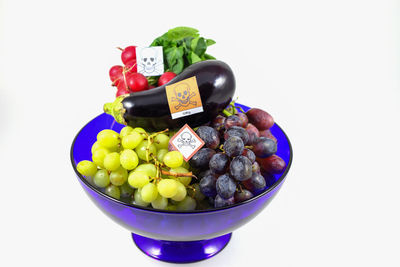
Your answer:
70;103;293;263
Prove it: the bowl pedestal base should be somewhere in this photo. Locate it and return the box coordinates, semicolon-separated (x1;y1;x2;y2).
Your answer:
132;233;232;263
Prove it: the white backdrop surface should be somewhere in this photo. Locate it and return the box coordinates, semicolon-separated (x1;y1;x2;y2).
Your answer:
1;0;399;266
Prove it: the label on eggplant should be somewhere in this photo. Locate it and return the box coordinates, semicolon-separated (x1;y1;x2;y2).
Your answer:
169;124;205;161
136;46;164;76
165;76;204;119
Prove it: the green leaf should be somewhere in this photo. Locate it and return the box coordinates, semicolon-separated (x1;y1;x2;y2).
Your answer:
171;57;184;74
192;37;207;56
190;52;202;64
206;39;216;46
166;26;199;41
202;53;216;60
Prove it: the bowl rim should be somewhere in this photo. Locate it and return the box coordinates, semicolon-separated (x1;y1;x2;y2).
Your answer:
70;112;293;214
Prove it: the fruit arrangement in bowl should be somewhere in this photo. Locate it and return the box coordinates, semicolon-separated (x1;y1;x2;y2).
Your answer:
70;27;292;263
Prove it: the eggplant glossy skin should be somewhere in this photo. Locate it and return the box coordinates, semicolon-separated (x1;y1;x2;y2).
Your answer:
122;60;235;130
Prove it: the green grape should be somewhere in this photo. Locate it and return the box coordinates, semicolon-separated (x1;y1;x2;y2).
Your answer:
135;140;157;161
169;167;191;186
163;151;183;168
166;205;177;211
91;141;102;154
103;152;120;171
151;195;168;210
77;160;97;177
120;126;134;138
141;183;158;202
157;179;178;198
133;189;150;207
97;129;120;149
120;149;139;170
134;163;157;177
120;182;134;198
176;196;196;211
109;166;128;186
133;127;147;136
154;134;170;150
192;183;206;201
105;184;120;199
121;131;143;149
171;181;187;201
92;147;110;168
93;169;110;188
128;171;150;188
156;149;168;163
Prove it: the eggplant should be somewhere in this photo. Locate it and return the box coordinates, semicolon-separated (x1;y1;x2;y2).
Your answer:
104;60;236;130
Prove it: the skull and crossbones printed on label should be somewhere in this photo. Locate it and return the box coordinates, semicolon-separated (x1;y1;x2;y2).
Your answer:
169;124;205;161
135;46;164;76
165;76;204;119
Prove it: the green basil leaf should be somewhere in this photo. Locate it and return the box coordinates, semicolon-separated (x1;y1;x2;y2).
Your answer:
206;39;216;46
166;26;199;41
193;37;207;56
203;53;216;60
190;52;202;64
171;57;184;74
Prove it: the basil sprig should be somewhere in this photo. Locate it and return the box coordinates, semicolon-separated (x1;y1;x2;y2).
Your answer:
150;26;216;75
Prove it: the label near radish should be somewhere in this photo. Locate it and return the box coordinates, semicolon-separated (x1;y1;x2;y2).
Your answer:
165;76;204;119
135;46;164;76
169;124;205;161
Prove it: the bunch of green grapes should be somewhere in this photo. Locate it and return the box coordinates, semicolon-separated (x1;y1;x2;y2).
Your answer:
76;126;205;211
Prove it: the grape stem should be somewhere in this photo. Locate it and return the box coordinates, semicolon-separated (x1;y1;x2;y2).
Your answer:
245;145;254;149
161;170;198;180
117;47;123;51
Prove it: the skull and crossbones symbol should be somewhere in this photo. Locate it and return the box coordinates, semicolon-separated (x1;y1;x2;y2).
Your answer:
177;132;196;148
170;83;197;110
137;47;163;75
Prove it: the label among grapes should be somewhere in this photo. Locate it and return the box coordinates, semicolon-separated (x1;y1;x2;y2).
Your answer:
135;46;164;76
165;76;204;119
169;124;205;162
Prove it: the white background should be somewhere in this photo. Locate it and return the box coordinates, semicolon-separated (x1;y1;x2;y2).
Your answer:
1;0;399;266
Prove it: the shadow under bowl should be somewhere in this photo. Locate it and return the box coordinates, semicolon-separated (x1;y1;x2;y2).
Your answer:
70;103;293;263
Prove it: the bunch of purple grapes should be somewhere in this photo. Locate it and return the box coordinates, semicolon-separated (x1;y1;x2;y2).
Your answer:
190;107;287;208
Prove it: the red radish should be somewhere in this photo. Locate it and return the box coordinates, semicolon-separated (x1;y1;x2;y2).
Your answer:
124;59;137;75
109;65;123;82
158;72;177;86
121;46;136;65
126;73;148;92
116;87;130;97
116;77;128;91
148;85;156;89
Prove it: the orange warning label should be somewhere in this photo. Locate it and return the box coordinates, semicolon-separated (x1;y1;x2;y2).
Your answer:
165;76;203;119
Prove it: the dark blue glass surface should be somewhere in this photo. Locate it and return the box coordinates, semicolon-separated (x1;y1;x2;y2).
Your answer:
70;103;293;263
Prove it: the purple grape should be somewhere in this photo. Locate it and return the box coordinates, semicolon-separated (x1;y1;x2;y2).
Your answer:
246;108;274;130
212;115;226;131
237;113;248;127
252;137;277;158
199;173;217;197
196;126;220;149
234;189;254;202
229;155;252;181
190;148;216;170
225;115;242;129
242;172;266;194
216;174;236;199
245;123;260;145
242;148;256;163
223;136;244;157
214;195;235;208
209;153;230;174
224;126;249;144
